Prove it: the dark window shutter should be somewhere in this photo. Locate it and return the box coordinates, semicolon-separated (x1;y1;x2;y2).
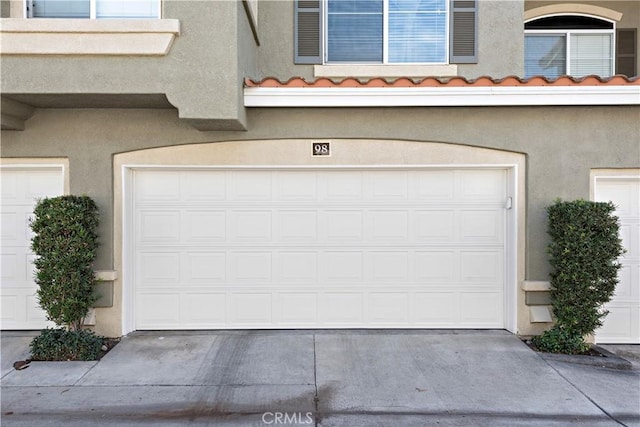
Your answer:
295;0;323;64
616;29;637;77
450;0;477;64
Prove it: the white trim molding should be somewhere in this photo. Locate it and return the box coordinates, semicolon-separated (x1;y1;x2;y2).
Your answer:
244;85;640;108
315;64;459;78
0;18;180;56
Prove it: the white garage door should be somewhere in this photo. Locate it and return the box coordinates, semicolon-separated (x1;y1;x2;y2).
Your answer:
131;168;507;329
1;167;63;329
595;176;640;344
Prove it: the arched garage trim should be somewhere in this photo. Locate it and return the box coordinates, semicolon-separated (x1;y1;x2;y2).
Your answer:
112;140;526;335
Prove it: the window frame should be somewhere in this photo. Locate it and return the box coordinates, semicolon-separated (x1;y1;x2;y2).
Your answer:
25;0;162;19
323;0;450;65
524;13;616;78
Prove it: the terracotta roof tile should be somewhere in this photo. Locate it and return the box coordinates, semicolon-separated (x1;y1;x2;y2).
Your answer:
245;75;640;88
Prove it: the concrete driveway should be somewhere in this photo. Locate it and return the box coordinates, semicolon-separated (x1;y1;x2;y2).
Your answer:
1;330;639;426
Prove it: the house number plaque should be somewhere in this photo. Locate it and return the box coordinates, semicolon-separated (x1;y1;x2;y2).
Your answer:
312;142;331;157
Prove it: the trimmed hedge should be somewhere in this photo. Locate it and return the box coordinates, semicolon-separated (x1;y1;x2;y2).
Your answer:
30;195;99;331
533;199;625;354
30;328;104;361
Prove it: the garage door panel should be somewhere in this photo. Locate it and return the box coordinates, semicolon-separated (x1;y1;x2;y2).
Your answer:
135;171;181;201
231;211;272;241
231;293;272;324
414;210;455;241
367;210;409;241
368;293;410;323
1;168;63;330
459;169;505;200
322;251;364;282
277;293;318;324
367;251;409;281
415;251;455;282
1;212;19;241
413;292;460;324
231;252;272;282
414;170;455;200
320;293;364;324
278;252;318;282
182;171;227;201
138;211;180;242
322;172;363;200
230;172;272;200
460;251;504;282
187;252;226;281
182;293;227;324
138;252;180;285
368;172;408;200
325;210;363;241
137;293;180;327
598;182;638;217
460;210;504;243
599;306;635;341
184;211;226;242
278;211;318;241
461;292;503;325
276;172;318;200
132;168;507;330
596;176;640;343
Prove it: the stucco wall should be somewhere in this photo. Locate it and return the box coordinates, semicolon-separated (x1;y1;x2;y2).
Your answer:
256;0;524;80
3;105;638;277
1;1;250;128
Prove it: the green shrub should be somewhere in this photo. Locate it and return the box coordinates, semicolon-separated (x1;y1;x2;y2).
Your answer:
30;328;104;361
30;195;99;331
533;199;625;354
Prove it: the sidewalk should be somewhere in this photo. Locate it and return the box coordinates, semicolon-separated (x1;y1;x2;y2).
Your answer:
2;330;639;426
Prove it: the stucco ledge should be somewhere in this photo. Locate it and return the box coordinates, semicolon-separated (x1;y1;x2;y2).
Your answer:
0;18;180;56
521;280;551;291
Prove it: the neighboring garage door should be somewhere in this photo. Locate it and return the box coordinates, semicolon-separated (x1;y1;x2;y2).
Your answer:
1;167;63;329
131;168;507;329
595;176;640;344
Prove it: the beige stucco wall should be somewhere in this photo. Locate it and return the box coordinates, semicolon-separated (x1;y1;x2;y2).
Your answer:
257;0;524;80
0;1;256;129
2;105;639;335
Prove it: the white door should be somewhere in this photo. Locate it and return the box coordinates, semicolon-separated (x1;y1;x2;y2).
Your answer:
131;168;507;330
595;176;640;344
1;167;63;329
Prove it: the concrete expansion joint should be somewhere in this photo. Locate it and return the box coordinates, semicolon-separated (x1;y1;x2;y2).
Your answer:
312;333;319;427
541;358;628;426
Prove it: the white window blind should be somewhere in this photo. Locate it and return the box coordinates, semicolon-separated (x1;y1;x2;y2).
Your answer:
326;0;447;64
30;0;159;18
570;33;613;77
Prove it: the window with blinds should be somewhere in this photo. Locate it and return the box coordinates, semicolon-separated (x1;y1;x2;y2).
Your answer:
326;0;447;64
295;0;476;65
28;0;160;19
524;15;614;78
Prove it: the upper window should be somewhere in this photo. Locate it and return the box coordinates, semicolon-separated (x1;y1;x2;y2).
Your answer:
27;0;160;19
326;0;447;64
524;15;614;78
295;0;477;65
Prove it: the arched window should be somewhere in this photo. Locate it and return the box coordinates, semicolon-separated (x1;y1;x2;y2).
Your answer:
524;15;615;78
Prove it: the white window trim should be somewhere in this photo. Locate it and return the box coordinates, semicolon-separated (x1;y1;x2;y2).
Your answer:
323;0;449;66
524;14;616;77
25;0;162;19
